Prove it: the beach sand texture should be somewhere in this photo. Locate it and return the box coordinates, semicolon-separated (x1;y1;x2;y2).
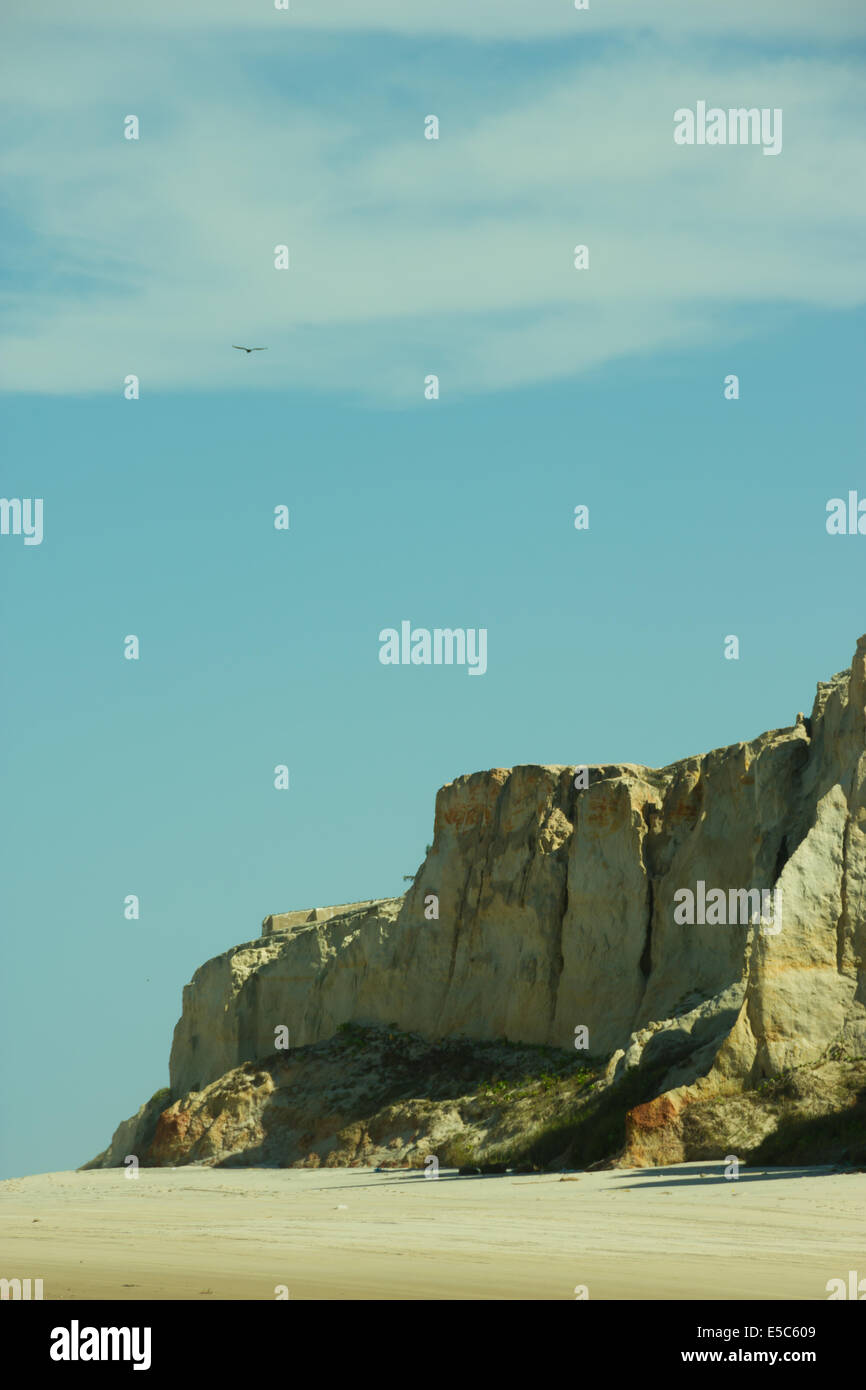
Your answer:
1;1161;863;1300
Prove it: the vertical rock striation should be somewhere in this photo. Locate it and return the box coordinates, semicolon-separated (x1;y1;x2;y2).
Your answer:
167;637;866;1147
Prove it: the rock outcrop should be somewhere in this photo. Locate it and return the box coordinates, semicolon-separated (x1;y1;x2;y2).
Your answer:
125;1029;596;1172
87;637;866;1170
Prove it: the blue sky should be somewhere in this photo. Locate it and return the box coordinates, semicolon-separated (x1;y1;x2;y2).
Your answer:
1;1;865;1179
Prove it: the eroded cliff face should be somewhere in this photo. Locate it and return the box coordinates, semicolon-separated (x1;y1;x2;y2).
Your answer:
170;639;866;1097
90;638;866;1169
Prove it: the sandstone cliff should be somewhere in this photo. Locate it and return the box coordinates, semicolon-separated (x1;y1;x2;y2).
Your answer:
87;638;866;1170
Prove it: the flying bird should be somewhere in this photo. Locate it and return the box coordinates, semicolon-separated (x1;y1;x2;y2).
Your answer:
232;345;267;353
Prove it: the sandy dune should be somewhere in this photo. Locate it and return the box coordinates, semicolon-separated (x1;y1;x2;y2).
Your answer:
1;1161;863;1300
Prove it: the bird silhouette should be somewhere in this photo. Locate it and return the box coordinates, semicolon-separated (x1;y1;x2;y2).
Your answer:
232;345;267;353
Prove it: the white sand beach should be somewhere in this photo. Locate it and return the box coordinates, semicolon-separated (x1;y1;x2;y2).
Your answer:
1;1161;862;1301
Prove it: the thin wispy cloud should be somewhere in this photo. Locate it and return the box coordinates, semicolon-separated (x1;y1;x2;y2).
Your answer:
1;11;864;398
8;0;866;39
